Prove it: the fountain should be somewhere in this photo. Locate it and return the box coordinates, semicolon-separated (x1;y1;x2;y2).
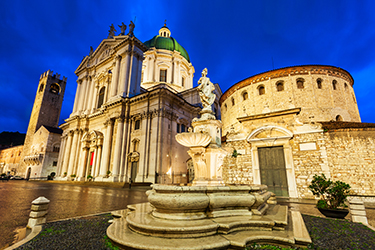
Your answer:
107;68;311;249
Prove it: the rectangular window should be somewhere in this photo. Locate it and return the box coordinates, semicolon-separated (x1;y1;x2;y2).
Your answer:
177;124;180;133
181;77;185;87
53;161;57;166
135;120;141;130
181;124;185;132
160;70;167;82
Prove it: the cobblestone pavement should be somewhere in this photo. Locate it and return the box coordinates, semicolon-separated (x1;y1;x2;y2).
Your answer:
0;181;149;249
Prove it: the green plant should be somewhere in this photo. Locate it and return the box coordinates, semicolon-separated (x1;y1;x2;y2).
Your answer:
87;175;93;179
70;174;76;178
63;172;67;177
232;149;240;158
308;174;351;209
106;170;111;177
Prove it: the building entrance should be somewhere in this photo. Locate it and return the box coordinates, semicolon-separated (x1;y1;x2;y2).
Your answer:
258;146;289;197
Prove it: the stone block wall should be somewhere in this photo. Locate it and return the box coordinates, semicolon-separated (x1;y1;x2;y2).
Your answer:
222;127;375;198
291;132;329;198
324;129;375;196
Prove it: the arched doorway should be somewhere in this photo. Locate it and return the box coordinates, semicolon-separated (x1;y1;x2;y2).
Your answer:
247;125;298;198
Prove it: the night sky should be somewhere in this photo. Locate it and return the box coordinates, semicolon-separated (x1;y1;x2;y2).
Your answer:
1;0;374;133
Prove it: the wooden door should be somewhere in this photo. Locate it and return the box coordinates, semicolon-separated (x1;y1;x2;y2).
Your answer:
258;146;289;197
131;161;138;182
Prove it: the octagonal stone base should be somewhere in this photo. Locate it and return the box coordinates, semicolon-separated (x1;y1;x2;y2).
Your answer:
107;184;311;249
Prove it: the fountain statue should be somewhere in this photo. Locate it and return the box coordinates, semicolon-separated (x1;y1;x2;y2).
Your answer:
107;68;311;249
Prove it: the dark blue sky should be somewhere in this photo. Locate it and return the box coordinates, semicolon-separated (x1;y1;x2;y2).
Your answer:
1;0;374;133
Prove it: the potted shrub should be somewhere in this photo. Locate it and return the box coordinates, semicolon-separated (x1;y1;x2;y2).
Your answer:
87;175;93;181
308;174;351;219
63;172;67;177
70;174;76;181
106;170;111;178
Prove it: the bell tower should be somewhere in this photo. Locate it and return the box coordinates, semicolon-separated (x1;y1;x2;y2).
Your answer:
19;70;67;175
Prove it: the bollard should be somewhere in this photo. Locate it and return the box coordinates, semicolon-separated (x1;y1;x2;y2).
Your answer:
267;192;277;205
349;199;368;225
27;196;50;229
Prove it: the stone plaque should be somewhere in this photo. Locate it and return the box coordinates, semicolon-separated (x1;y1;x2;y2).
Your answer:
299;142;317;151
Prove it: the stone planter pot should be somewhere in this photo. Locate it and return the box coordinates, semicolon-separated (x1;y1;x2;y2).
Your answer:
317;207;349;219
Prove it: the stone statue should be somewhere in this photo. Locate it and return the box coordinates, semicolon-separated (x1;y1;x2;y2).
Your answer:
128;21;135;37
197;68;216;112
118;22;127;35
108;24;116;38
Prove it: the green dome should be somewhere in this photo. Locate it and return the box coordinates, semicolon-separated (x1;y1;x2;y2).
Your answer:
144;35;190;62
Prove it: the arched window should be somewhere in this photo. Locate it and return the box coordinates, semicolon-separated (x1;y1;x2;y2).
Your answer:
276;81;284;92
50;83;60;94
97;87;105;108
296;78;304;89
39;84;44;92
332;80;337;90
344;83;348;89
231;98;235;106
224;103;227;111
336;115;343;121
258;85;265;95
317;78;322;89
242;92;248;100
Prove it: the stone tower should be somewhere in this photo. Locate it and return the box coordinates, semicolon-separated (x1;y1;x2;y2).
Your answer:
19;70;67;176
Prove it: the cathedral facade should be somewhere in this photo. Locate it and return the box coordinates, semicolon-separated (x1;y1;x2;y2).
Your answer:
56;24;221;183
220;65;375;198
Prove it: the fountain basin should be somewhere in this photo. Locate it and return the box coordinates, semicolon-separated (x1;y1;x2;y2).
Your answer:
147;184;272;220
175;132;211;148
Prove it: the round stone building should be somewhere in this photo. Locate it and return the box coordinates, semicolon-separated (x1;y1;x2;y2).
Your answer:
220;65;360;135
219;65;374;198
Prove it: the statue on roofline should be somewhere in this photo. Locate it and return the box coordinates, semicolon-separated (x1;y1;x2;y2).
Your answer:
118;22;127;35
197;68;216;112
128;21;135;37
108;24;116;38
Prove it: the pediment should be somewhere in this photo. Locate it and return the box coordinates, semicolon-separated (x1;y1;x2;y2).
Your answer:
247;125;293;142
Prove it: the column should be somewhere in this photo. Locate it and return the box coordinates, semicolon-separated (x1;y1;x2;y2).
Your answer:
172;59;176;84
99;120;114;177
72;81;82;113
94;146;102;177
110;55;122;97
135;55;143;94
151;57;156;82
86;77;95;111
67;130;79;177
77;146;89;181
56;135;66;176
111;118;124;181
91;84;99;110
61;132;73;177
128;54;139;96
118;51;131;97
72;130;83;175
77;77;88;112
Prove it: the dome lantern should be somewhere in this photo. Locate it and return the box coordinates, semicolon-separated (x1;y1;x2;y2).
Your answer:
159;22;171;37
